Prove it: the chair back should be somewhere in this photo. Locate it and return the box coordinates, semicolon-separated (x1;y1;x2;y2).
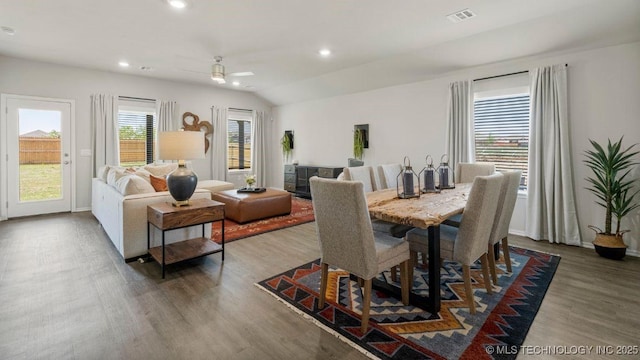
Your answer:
454;173;503;265
456;162;495;183
342;166;377;192
309;176;378;279
376;163;402;190
489;170;522;245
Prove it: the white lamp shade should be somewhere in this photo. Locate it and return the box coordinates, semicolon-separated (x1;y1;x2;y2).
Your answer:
158;131;205;160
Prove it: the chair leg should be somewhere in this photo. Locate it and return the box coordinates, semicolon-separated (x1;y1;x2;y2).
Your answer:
480;254;493;295
361;278;372;333
357;277;364;287
421;252;428;265
410;250;419;267
501;237;513;273
462;265;476;315
390;266;398;282
319;263;329;309
487;243;498;285
399;260;410;306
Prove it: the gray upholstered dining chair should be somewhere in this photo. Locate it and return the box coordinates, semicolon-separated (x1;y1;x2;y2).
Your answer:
455;162;496;183
310;176;411;333
487;170;521;284
376;163;402;190
405;173;503;314
341;165;410;238
342;166;378;192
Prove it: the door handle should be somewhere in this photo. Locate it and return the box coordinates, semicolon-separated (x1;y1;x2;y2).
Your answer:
64;161;70;165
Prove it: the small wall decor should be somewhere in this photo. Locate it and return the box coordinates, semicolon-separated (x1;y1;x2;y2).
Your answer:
182;112;213;153
353;124;369;160
281;130;294;162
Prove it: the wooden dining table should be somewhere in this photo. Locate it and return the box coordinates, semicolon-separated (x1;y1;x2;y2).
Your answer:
366;183;472;313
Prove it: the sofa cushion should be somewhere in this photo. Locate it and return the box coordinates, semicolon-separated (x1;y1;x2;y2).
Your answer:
149;174;168;192
144;163;178;177
115;174;156;196
99;165;125;183
107;167;127;186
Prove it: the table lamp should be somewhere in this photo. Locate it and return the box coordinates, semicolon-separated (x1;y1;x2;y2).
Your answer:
158;130;205;206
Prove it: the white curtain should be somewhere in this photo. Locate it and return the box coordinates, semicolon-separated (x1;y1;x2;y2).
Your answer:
525;65;580;245
157;100;177;132
211;106;228;181
91;94;118;176
156;100;177;162
446;80;473;172
252;110;267;187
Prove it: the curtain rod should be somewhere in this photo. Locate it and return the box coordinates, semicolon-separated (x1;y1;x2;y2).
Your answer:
473;64;568;82
119;96;156;103
229;107;252;112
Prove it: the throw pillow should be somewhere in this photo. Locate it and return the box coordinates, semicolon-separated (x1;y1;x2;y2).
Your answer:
107;167;127;186
150;174;168;192
144;163;178;177
133;168;152;183
115;174;156;196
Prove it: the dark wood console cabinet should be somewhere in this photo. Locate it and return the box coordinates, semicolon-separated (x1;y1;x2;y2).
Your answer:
284;165;343;198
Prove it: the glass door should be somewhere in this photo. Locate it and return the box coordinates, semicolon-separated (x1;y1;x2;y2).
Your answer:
6;97;72;218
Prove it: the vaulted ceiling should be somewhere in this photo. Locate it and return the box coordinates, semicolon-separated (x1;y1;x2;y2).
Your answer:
1;0;639;105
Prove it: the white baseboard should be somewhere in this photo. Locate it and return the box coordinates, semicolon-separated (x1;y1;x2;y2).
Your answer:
508;229;639;257
74;207;91;212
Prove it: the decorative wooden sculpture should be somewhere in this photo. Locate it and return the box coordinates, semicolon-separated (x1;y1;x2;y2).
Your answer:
182;112;213;153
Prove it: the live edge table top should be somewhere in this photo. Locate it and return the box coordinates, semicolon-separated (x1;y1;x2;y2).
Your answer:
147;198;225;230
366;183;472;229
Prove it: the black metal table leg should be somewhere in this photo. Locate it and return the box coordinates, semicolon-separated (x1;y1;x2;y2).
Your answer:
427;225;441;313
161;231;166;279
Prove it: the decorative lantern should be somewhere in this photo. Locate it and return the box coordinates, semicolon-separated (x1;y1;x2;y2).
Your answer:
419;155;439;193
436;154;455;190
396;156;420;199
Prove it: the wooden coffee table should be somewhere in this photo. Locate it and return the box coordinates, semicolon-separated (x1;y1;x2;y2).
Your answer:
147;198;225;278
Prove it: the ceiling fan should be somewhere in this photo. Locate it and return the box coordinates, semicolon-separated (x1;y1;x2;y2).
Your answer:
209;56;254;84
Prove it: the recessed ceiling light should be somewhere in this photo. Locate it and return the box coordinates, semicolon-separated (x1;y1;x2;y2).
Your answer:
167;0;187;9
319;48;331;57
232;81;240;86
118;61;130;67
1;26;16;36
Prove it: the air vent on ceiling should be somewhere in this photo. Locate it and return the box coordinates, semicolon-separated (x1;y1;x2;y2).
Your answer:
447;8;476;23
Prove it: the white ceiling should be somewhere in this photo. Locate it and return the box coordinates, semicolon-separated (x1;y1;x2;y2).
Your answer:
1;0;639;106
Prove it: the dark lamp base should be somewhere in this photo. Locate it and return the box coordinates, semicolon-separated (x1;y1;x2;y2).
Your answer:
167;165;198;207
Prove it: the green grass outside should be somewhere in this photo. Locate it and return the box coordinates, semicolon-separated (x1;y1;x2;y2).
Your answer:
19;164;62;201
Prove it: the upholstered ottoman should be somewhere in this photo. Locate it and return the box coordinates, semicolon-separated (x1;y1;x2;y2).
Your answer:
211;188;292;223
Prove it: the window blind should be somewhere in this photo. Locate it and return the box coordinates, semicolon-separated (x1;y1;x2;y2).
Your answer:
474;94;529;188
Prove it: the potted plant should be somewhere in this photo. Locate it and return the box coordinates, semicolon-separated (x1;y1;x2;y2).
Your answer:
280;132;293;162
584;137;639;259
353;129;365;160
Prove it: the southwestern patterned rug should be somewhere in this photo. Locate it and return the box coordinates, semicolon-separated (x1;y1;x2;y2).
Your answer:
256;247;560;360
211;197;314;243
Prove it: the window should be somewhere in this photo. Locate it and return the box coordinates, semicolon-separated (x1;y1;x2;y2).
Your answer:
227;110;252;170
474;88;530;189
118;100;156;167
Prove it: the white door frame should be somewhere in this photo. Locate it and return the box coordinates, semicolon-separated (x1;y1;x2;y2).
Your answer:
0;94;76;220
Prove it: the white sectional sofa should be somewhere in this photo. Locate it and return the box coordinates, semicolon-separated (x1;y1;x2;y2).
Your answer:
91;164;234;261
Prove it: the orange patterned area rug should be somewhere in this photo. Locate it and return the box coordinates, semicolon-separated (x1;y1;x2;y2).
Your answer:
256;247;560;360
211;197;314;243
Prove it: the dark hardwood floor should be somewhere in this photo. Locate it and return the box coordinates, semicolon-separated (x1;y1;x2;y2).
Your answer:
1;211;639;359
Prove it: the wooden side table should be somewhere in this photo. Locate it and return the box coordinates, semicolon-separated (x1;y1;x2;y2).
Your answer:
147;198;225;278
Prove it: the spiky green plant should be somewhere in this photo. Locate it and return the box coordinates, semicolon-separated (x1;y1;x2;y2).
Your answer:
353;129;364;160
280;133;292;161
584;137;639;235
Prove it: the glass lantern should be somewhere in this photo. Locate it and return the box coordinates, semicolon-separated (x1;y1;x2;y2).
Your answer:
396;156;420;199
419;155;439;193
436;154;455;190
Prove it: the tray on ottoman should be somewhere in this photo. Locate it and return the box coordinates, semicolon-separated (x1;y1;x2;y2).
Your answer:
211;188;292;223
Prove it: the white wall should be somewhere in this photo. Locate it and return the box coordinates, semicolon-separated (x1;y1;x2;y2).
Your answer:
272;41;640;254
0;55;273;213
